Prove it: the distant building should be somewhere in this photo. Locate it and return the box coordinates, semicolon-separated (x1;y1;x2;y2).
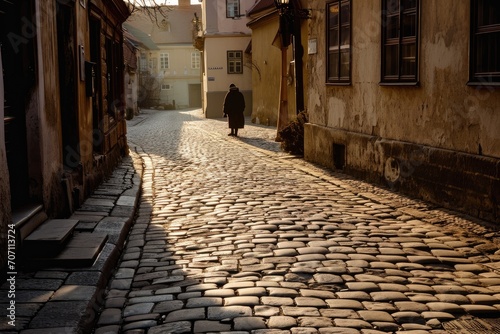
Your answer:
198;0;253;118
124;30;140;117
124;0;202;109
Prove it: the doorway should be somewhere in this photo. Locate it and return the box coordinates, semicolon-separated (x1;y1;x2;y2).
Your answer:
56;1;79;169
90;17;103;153
1;0;37;210
189;83;202;108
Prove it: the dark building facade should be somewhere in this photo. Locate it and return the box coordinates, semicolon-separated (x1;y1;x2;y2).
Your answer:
0;0;130;270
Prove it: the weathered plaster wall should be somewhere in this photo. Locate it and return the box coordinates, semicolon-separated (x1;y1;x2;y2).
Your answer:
305;0;500;222
248;3;309;127
248;16;281;126
307;0;500;157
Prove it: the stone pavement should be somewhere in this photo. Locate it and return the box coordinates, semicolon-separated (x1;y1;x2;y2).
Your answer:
0;152;143;333
2;108;500;334
91;109;500;334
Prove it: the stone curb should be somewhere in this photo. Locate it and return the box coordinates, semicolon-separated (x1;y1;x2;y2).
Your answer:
0;148;144;333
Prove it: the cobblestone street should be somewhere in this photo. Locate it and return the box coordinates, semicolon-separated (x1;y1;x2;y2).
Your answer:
94;108;500;334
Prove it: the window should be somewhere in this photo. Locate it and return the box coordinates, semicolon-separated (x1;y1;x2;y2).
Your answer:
149;58;157;72
327;0;351;84
191;51;200;69
381;0;419;84
227;50;243;74
470;0;500;85
227;0;240;18
140;53;148;71
161;84;171;90
160;53;169;69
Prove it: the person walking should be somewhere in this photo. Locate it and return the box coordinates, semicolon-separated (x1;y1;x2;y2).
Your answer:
222;83;245;137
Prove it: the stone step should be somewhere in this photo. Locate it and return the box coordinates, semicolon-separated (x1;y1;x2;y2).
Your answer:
50;233;109;267
23;219;79;256
25;232;108;268
12;203;47;242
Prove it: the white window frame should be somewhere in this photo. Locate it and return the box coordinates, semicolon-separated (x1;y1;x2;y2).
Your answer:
227;0;240;18
140;54;148;71
160;53;170;69
161;84;172;90
191;51;200;69
149;58;158;72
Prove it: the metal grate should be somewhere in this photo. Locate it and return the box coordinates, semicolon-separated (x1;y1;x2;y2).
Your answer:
443;318;500;334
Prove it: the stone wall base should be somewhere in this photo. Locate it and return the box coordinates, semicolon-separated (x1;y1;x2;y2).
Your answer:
304;123;500;224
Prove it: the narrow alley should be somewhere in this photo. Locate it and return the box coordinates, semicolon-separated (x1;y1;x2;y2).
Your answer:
90;109;500;334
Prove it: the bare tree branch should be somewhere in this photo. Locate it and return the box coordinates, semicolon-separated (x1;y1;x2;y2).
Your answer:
125;0;173;25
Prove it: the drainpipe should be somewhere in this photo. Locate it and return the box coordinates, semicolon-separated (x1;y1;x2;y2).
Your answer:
277;44;289;138
293;9;305;114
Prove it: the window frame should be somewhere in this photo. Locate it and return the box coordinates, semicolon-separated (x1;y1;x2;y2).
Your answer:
226;0;240;18
191;51;200;69
326;0;352;85
139;53;148;72
148;58;158;73
161;84;171;90
469;0;500;86
380;0;420;86
160;53;170;70
227;50;243;74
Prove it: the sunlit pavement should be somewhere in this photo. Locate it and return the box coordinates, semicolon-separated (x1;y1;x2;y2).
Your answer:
24;108;500;334
92;108;500;334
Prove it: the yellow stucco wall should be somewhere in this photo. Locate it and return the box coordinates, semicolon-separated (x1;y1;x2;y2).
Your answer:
306;0;500;158
248;5;309;127
304;0;500;222
248;16;282;126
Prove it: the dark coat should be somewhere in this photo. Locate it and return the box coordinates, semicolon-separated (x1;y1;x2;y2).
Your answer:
223;87;245;129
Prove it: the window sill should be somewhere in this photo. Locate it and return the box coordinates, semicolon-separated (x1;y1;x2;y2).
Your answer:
326;82;351;86
467;81;500;87
379;81;420;87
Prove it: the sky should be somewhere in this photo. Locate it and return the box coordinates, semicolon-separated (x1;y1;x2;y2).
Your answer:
165;0;201;4
137;0;200;4
125;0;200;5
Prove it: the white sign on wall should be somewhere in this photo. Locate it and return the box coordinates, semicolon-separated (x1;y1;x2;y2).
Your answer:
308;39;317;55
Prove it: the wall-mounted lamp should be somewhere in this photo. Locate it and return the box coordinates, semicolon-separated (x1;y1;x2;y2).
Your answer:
274;0;293;47
274;0;310;18
274;0;290;8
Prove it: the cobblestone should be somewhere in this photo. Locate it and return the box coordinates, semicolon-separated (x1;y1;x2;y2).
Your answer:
82;109;500;333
